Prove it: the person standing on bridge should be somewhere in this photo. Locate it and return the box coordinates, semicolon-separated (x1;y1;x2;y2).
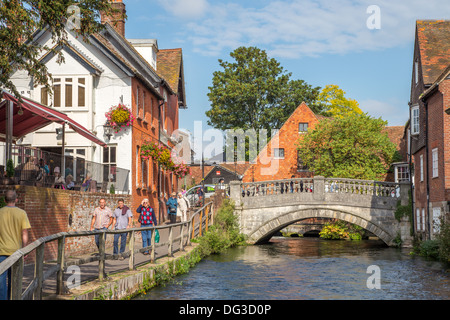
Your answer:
137;199;157;255
90;198;113;250
0;190;31;300
112;199;132;259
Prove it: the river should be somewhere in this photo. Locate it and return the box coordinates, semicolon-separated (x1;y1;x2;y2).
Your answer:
135;237;450;300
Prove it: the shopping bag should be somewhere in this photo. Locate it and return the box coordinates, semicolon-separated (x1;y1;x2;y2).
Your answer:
155;229;160;243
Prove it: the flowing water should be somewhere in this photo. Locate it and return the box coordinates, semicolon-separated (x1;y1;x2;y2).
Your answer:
136;237;450;300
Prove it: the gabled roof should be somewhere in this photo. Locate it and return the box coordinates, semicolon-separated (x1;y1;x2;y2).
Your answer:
39;41;103;76
421;63;450;100
416;20;450;85
157;48;187;108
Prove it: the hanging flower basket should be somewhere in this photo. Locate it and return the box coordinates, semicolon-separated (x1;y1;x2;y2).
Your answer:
140;141;190;178
105;103;135;133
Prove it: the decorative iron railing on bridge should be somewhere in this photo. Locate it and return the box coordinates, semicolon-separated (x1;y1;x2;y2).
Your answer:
240;177;402;198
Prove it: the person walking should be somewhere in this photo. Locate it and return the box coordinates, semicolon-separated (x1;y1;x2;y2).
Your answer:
90;198;113;250
166;192;178;224
136;199;157;255
0;190;31;300
112;199;132;259
177;192;190;222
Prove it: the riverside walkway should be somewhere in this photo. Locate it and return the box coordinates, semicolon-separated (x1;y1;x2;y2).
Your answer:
1;202;214;300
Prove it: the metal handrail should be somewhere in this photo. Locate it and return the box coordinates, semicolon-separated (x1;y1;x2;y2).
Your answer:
0;201;214;300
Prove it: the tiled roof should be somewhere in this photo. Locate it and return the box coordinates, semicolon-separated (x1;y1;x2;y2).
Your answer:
157;48;183;93
417;20;450;85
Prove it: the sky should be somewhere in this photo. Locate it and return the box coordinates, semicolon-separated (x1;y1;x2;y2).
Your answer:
124;0;450;158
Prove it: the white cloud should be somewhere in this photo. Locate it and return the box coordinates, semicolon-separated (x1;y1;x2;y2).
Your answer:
170;0;450;58
157;0;209;20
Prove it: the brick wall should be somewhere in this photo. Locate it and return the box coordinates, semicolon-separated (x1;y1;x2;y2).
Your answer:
242;102;319;182
0;186;131;263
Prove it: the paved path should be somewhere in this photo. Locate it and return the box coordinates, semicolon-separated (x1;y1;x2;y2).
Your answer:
21;210;201;298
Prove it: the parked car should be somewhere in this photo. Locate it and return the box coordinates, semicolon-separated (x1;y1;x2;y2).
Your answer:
185;184;216;207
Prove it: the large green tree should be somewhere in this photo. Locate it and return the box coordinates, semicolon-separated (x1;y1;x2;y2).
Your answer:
0;0;118;99
296;113;397;180
206;46;325;132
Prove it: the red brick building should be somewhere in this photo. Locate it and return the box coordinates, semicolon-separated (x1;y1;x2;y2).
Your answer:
409;20;450;239
242;102;320;182
242;101;408;183
101;0;186;223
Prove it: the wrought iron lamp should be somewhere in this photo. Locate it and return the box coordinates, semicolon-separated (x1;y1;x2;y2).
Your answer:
103;121;113;140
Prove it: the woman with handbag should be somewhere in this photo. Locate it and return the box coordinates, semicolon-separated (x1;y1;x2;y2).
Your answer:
166;192;178;224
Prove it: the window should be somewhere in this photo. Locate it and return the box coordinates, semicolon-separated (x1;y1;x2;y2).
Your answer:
416;208;421;231
273;148;284;159
103;146;117;182
40;76;87;108
150;98;154;125
141;158;148;188
415;60;419;85
394;164;409;182
136;86;141;119
40;87;48;106
136;145;140;188
432;148;438;178
299;123;308;133
419;154;423;182
411;105;419;135
422;208;426;232
432;207;441;234
142;91;146;122
297;150;308;171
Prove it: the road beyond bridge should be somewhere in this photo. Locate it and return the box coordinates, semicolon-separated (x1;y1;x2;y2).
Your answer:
229;177;412;246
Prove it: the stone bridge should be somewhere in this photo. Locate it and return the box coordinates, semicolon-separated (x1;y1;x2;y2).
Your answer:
229;177;412;246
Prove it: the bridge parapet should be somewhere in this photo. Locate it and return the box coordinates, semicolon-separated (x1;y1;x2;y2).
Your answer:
234;176;405;205
230;177;412;246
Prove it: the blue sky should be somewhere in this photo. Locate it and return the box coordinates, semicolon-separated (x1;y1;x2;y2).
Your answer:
124;0;450;155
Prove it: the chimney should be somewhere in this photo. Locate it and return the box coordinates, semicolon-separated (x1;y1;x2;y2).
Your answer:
101;0;126;37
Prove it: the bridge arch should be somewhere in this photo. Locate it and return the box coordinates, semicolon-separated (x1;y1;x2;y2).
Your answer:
247;207;395;246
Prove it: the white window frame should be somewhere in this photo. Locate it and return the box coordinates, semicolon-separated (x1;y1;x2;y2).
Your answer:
415;60;419;85
416;208;421;231
299;122;308;133
273;148;285;159
422;208;426;232
39;75;89;109
394;164;409;183
420;154;424;182
432;148;438;178
432;207;441;234
411;105;419;135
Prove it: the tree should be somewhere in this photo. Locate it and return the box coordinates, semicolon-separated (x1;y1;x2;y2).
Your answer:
317;84;363;119
206;46;324;132
0;0;119;99
296;113;396;180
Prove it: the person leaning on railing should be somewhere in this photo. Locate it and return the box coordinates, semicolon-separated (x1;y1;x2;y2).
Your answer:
0;190;31;300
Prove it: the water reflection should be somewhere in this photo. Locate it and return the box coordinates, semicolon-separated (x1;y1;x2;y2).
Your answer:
136;238;450;300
